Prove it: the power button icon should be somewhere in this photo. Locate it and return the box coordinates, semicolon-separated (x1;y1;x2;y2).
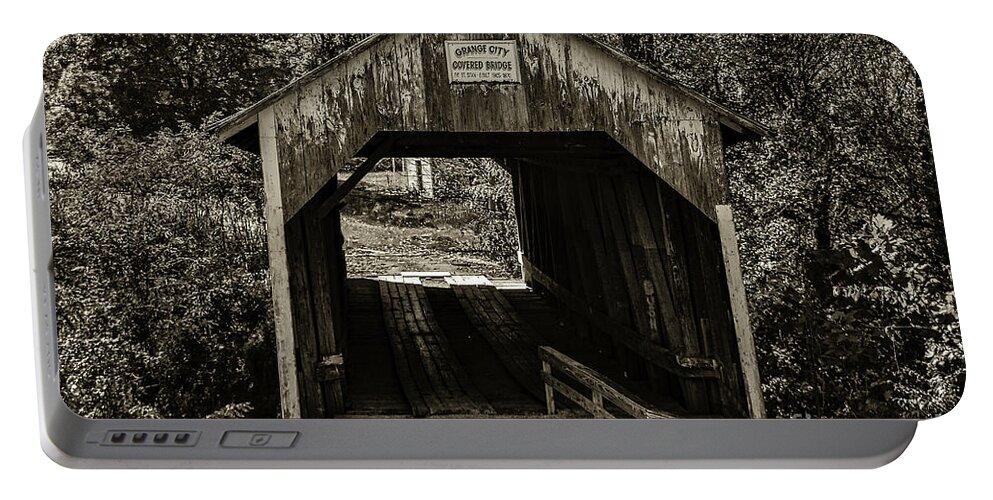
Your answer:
220;431;298;448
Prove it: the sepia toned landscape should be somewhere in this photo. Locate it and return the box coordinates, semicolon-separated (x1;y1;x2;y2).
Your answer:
45;34;963;420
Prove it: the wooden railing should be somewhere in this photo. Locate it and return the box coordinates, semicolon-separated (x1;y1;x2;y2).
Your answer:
539;346;677;419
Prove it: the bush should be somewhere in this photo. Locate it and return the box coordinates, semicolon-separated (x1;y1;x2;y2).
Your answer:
51;128;278;418
434;158;521;275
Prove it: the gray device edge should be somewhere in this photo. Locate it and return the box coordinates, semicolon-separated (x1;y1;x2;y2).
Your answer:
24;98;918;469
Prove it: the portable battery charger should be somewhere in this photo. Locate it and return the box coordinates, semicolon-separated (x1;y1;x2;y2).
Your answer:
26;33;962;467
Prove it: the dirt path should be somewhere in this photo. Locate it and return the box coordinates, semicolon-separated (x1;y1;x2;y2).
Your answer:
340;170;520;279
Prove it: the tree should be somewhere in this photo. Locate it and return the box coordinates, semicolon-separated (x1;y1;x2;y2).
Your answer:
616;34;962;418
52;128;278;418
44;34;297;160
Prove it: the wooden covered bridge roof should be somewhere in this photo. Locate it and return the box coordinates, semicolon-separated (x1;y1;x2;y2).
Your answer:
209;34;768;221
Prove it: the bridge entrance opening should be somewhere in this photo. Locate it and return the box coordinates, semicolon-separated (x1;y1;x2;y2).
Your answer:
286;131;742;419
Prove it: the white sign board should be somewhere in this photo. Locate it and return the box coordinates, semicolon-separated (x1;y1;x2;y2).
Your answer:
444;40;521;84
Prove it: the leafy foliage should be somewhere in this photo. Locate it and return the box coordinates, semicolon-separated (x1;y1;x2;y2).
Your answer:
433;158;521;275
617;34;963;418
42;34;361;418
44;35;302;156
51;129;278;418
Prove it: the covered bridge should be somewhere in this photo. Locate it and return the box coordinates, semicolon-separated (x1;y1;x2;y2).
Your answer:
210;34;769;419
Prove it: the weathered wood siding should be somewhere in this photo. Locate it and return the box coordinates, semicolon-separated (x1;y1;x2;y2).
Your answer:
267;34;728;222
280;194;349;418
511;159;750;417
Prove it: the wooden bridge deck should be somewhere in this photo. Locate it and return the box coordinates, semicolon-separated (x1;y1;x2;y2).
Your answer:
378;279;495;417
343;277;681;418
449;283;547;401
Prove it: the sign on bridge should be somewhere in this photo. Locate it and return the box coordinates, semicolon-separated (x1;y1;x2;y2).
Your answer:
444;40;521;84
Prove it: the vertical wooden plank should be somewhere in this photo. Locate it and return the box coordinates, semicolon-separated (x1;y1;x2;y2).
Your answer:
553;169;597;345
529;164;549;274
372;36;402;129
283;41;384;220
702;112;731;207
623;175;684;347
273;92;308;224
577;173;630;324
542;360;556;415
327;207;349;359
543;166;571;287
664;185;730;414
527;166;548;280
716;205;766;418
557;172;594;302
695;214;748;417
621;174;714;410
304;200;345;415
298;75;332;200
522;161;540;274
258;107;301;419
580;172;643;379
395;34;429;131
597;178;661;365
285;216;325;418
517;34;574;130
564;35;614;134
612;178;662;355
509;160;529;280
419;34;455;131
526;162;550;279
653;182;699;352
654;179;717;412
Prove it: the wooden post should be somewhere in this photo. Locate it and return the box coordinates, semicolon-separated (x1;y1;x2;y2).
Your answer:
715;205;766;418
542;359;555;415
259;107;302;418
